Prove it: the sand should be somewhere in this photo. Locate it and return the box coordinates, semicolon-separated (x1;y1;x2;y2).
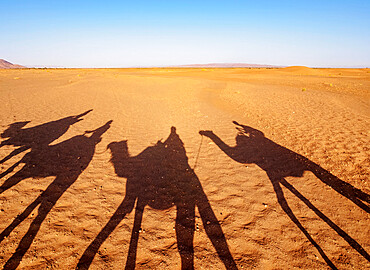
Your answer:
0;67;369;269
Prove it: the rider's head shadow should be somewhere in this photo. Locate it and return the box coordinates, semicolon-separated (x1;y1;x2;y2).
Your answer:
233;121;264;138
77;126;237;270
1;121;30;139
233;121;266;152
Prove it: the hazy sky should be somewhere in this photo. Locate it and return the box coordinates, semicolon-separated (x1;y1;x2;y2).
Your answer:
1;0;369;67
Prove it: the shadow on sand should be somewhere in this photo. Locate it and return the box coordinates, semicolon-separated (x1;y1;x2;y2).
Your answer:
2;116;368;269
0;110;92;180
199;121;370;269
0;115;111;270
77;127;237;270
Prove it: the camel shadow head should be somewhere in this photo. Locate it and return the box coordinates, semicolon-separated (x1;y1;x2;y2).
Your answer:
107;140;130;177
85;120;112;143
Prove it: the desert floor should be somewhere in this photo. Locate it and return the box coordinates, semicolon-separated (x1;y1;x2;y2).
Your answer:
0;67;369;269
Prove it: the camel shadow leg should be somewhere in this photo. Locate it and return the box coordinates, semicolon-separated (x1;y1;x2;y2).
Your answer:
0;165;27;194
197;192;238;270
77;196;136;270
0;195;42;244
176;204;195;270
3;194;57;270
0;160;22;180
279;178;370;261
0;146;29;164
3;176;76;269
310;166;370;213
270;178;337;269
125;199;145;270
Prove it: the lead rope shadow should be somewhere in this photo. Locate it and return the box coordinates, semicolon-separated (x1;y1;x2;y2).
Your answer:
77;127;237;270
199;121;370;269
0;120;112;270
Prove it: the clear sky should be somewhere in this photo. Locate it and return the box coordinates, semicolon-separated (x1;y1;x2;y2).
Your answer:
1;0;369;67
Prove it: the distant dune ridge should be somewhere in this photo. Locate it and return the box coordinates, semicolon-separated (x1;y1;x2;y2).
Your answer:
0;60;278;69
0;59;25;69
172;63;279;68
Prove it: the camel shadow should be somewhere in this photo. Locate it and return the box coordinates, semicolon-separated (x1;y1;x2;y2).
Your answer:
199;121;370;269
0;120;112;270
77;127;237;270
0;110;92;179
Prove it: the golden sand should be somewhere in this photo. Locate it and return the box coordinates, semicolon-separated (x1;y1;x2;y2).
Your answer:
0;67;369;269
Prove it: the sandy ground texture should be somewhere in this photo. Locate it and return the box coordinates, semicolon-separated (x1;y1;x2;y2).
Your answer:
0;67;369;269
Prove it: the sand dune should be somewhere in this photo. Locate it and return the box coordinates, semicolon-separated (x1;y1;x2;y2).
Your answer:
282;66;313;71
0;59;25;69
0;68;369;269
173;63;278;68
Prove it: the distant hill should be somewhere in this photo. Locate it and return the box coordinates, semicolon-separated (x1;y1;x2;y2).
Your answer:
173;63;279;68
0;59;25;69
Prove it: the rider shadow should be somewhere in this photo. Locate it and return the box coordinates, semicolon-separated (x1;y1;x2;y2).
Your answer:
199;121;370;269
0;110;92;179
77;127;237;270
0;120;112;270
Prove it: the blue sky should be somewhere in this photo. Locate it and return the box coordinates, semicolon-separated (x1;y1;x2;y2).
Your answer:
1;0;369;67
